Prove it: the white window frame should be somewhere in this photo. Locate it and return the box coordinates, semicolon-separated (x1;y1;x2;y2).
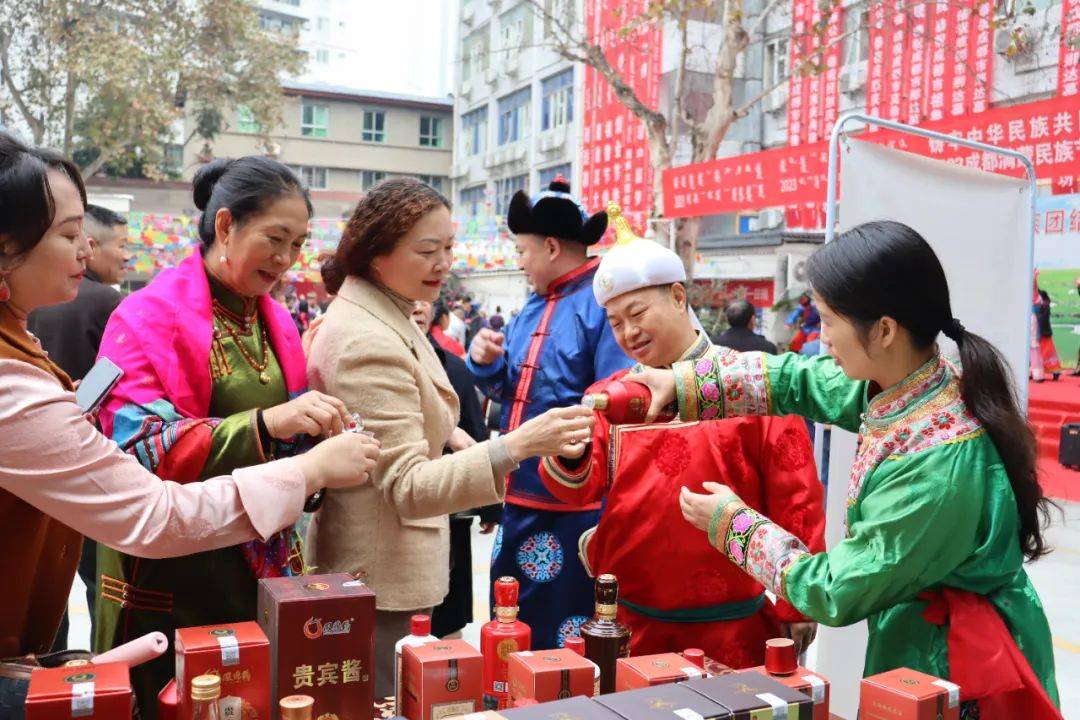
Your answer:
295;166;327;189
420;116;444;147
362;110;386;142
300;103;329;138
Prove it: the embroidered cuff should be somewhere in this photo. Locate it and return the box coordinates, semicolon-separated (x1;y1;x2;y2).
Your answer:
673;360;701;421
723;505;810;601
706;495;744;549
542;452;593;489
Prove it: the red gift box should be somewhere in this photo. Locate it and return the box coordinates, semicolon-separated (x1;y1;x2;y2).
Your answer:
257;573;376;719
26;662;132;720
402;640;483;720
176;621;270;720
507;649;596;704
615;653;706;691
750;664;829;720
860;668;960;720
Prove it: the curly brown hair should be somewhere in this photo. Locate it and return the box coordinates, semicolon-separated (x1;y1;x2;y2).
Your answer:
322;177;450;294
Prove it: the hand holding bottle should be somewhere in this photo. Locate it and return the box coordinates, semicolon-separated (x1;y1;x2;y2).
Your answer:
623;368;678;422
263;390;352;439
298;432;381;496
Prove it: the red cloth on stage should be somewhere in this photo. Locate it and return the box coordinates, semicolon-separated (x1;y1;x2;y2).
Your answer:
920;588;1062;720
540;368;826;668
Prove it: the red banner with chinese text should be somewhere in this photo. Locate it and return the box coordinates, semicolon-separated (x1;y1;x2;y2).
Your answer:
1060;0;1080;97
663;94;1080;217
580;0;661;239
787;0;843;146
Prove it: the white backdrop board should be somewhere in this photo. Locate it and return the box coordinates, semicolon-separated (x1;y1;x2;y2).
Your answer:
813;138;1033;717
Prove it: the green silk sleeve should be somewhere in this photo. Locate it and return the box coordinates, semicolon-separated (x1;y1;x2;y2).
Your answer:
202;408;266;478
712;445;985;627
673;350;866;432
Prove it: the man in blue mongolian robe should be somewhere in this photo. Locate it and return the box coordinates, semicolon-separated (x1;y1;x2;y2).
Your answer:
467;177;632;648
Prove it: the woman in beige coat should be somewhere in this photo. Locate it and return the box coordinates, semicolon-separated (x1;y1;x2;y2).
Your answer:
305;178;593;695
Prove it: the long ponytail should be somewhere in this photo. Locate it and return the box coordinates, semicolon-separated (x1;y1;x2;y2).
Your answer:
809;221;1055;562
945;323;1053;560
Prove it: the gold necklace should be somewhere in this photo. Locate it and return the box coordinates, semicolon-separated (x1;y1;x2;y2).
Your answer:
212;300;272;384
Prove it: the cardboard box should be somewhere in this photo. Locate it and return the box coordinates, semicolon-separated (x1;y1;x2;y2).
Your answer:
615;654;706;691
26;662;132;720
859;668;960;720
596;681;732;720
258;573;376;719
507;649;596;704
750;666;829;720
497;695;625;720
176;621;270;720
402;640;483;720
682;670;813;720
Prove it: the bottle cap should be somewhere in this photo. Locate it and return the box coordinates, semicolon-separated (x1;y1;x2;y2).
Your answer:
564;636;585;655
494;577;519;608
63;659;91;667
581;393;609;411
764;638;797;675
280;695;315;720
682;648;705;668
411;614;431;637
190;674;221;701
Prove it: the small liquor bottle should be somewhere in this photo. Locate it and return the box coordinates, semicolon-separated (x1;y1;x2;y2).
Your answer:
481;577;532;710
394;614;438;716
280;695;314;720
190;675;222;720
582;381;677;425
580;574;631;695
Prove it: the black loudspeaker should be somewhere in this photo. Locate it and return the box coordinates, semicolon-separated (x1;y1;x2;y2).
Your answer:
1059;423;1080;469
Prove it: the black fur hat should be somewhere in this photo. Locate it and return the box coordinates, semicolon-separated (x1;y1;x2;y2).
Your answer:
506;176;608;246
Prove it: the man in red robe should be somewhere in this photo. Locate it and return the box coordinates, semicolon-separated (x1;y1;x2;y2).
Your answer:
539;207;826;668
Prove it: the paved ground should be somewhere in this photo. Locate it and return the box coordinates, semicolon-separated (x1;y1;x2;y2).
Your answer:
66;501;1079;715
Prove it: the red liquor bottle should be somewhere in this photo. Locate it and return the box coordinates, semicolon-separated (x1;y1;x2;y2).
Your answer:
481;577;531;710
580;574;631;695
582;380;677;424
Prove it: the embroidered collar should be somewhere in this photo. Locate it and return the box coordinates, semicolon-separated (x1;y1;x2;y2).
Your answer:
865;354;950;427
679;331;712;362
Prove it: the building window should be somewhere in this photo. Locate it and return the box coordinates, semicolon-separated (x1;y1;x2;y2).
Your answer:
539;163;571;188
842;6;870;66
363;111;386;142
459;185;487;216
295;166;328;189
763;38;789;90
420;116;445;147
544;0;573;36
461;106;487;156
301;103;329;138
417;175;446;193
162;143;183;175
498;87;531;145
259;13;299;37
236;105;261;134
316;16;330;31
463;28;490;81
495;175;527;216
361;170;387;190
541;69;573;131
315;48;329;64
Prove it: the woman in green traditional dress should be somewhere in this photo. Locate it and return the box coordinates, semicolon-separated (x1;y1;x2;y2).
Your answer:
93;157;377;714
631;221;1060;719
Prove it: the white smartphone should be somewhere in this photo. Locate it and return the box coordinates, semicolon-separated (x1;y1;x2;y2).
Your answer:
75;357;124;414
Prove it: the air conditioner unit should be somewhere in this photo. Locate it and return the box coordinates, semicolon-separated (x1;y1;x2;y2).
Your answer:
538;128;566;152
763;86;788;113
450;163;468;179
483;151;501;169
993;27;1012;54
505;52;520;77
840;64;867;94
485;67;498;83
511;144;528;162
758;208;784;230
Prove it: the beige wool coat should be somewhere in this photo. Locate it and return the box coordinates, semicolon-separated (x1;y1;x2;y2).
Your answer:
304;276;505;610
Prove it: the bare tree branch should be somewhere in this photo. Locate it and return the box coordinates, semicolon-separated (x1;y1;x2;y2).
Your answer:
0;29;45;144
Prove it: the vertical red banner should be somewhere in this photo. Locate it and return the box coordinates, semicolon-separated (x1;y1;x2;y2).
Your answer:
951;4;973;116
805;0;823;143
905;1;929;125
1059;0;1080;97
820;2;844;141
866;0;892;124
580;0;661;237
887;6;908;121
928;2;954;122
787;0;810;145
970;0;993;113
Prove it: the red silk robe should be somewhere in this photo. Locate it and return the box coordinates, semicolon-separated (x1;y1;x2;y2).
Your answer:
540;356;826;668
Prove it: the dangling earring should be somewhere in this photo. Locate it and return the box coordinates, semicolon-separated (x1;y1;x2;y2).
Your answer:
0;276;9;303
220;246;229;265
